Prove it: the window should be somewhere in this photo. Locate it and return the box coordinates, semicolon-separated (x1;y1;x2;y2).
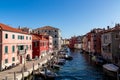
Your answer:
49;43;52;45
20;36;22;40
54;41;57;44
5;46;8;53
5;59;8;63
12;46;15;53
55;30;57;32
29;37;31;40
12;57;15;61
18;45;24;50
18;35;19;39
12;34;15;39
115;34;119;39
34;42;38;47
30;45;31;49
55;35;57;38
5;34;8;39
26;36;28;40
26;45;28;50
22;36;24;40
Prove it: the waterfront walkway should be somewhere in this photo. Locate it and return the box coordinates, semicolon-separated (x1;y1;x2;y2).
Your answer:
0;53;52;80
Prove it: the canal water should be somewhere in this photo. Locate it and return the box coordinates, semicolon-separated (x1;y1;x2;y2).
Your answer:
54;49;111;80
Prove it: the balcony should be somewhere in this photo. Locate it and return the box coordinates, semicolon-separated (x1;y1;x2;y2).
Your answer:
17;50;26;55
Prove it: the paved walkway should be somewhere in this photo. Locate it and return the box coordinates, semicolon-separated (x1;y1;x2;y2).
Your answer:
0;53;52;80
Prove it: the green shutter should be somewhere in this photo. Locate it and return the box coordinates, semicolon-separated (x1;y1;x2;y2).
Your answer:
12;46;15;53
5;46;8;53
12;57;15;61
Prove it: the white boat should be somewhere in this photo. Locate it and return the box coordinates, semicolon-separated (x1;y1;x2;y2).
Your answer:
103;64;119;72
103;63;119;77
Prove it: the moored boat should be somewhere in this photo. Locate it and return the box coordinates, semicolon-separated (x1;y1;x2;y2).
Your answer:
64;55;73;60
51;64;60;70
39;67;57;80
103;63;119;78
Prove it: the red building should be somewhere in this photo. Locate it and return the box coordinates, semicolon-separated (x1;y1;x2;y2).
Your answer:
68;36;77;49
82;28;103;55
32;34;49;59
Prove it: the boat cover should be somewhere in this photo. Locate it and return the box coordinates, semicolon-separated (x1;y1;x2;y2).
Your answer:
103;63;119;72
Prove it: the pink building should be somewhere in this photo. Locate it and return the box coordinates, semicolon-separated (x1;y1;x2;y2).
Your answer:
0;23;32;71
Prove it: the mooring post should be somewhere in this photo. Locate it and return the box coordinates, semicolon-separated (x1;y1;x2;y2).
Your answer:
28;71;30;80
33;63;35;80
14;72;16;80
22;68;24;80
38;63;40;72
5;76;7;80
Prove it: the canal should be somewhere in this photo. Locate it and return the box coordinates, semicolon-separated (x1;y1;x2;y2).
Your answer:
54;49;112;80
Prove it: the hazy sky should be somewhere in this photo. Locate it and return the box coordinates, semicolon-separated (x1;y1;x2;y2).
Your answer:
0;0;120;38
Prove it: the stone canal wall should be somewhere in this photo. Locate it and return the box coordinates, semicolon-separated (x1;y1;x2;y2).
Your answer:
0;54;52;80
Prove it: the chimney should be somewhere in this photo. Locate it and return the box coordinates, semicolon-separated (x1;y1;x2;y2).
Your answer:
18;26;21;29
107;26;110;30
103;28;105;31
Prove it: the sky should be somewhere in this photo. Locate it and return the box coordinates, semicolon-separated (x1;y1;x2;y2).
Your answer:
0;0;120;38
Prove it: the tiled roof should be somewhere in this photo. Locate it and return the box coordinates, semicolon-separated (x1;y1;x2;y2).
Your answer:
32;34;41;40
32;34;48;41
0;23;28;34
36;26;59;30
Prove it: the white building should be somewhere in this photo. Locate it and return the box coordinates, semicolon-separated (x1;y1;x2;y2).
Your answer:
33;26;61;50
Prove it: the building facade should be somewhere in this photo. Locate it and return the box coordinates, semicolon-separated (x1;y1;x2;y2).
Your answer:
32;34;49;59
68;36;77;49
61;38;69;46
19;27;33;34
0;23;32;70
90;28;103;55
101;24;120;65
74;36;83;49
33;26;61;50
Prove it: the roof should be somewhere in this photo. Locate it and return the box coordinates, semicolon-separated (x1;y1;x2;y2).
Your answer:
0;23;28;34
40;32;49;35
36;26;59;30
32;34;48;41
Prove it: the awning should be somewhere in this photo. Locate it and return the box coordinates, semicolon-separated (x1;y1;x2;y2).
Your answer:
103;63;119;72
